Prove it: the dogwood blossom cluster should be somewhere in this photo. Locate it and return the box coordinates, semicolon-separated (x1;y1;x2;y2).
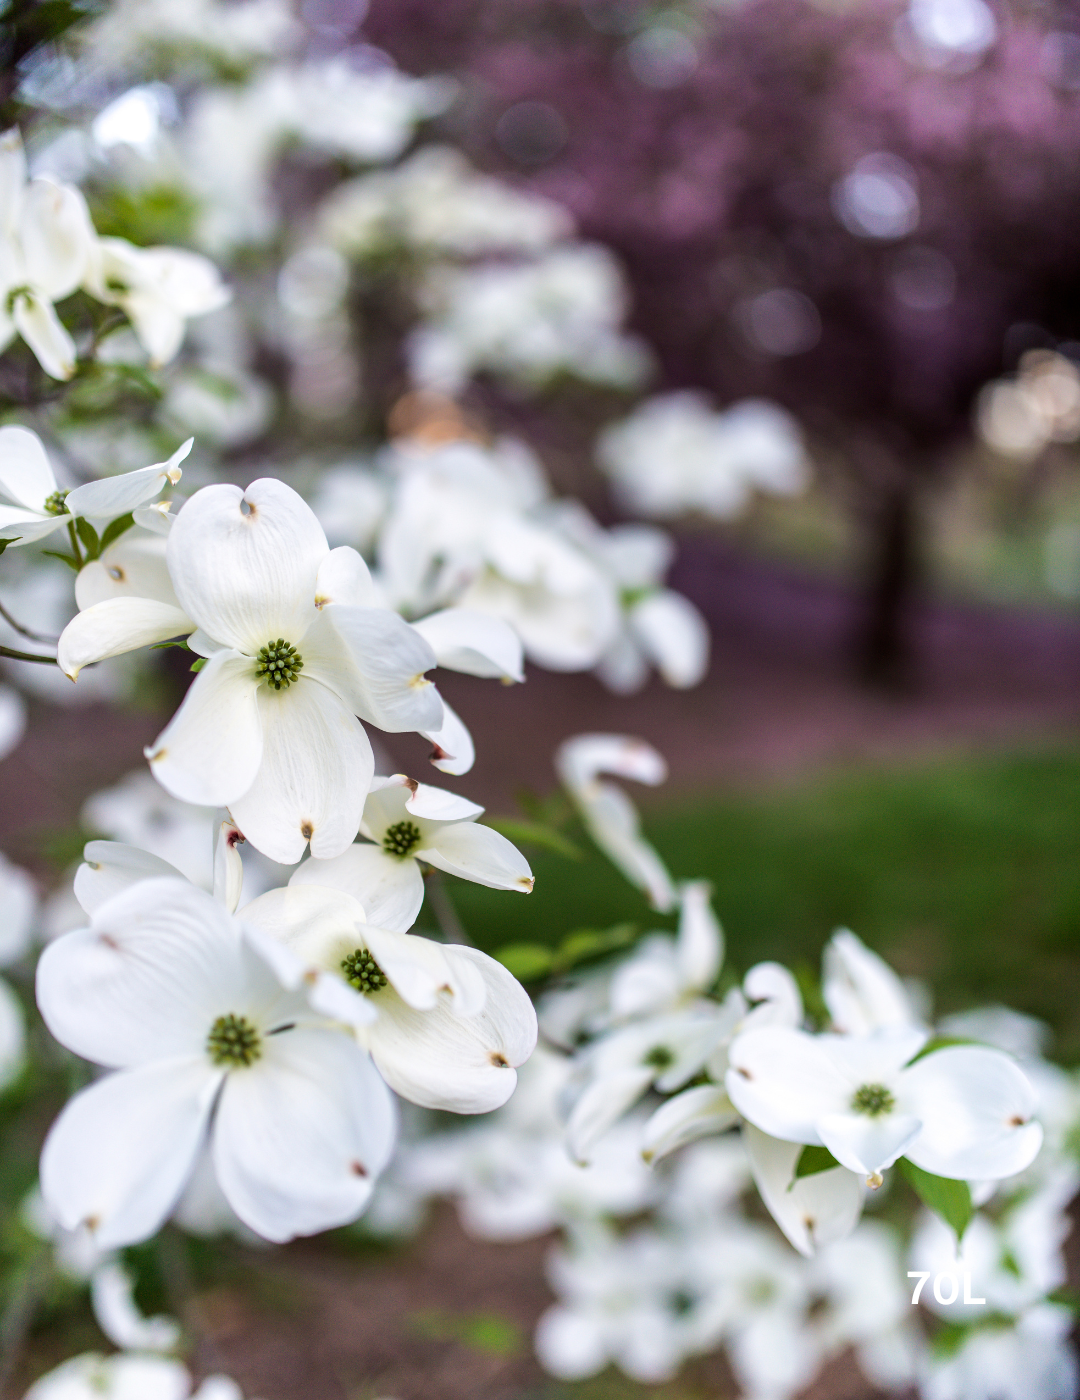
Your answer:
369;735;1077;1399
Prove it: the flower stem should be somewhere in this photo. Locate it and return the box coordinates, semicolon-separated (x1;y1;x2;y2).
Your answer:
0;644;57;664
425;870;470;945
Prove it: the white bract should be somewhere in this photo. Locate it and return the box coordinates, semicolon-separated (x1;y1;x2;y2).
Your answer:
726;1023;1043;1182
37;879;396;1245
0;129;94;380
58;478;446;862
289;773;533;932
240;881;538;1114
24;1353;257;1400
598;391;810;520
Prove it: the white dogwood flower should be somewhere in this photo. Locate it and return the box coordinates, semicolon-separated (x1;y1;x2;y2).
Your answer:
59;479;445;862
289;773;533;931
240;882;538;1113
24;1353;255;1400
0;426;189;547
0;128;95;379
726;1024;1043;1182
37;879;396;1246
83;238;231;367
822;928;922;1035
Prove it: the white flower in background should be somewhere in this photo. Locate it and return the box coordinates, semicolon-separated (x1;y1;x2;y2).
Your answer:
918;1303;1078;1400
24;1352;259;1400
726;1023;1043;1182
546;504;709;694
83;238;231;367
37;879;395;1245
240;881;538;1113
557;733;675;911
598;391;810;520
0;128;95;380
59;479;444;862
0;847;34;1093
319;144;571;260
0;426;189;546
78;0;298;74
409;245;653;394
289;773;533;931
822;926;923;1034
608;881;723;1021
309;460;388;551
0;682;25;757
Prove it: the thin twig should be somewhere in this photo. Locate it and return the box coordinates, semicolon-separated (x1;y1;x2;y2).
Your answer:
0;598;58;644
0;1250;53;1400
424;870;471;944
0;644;57;665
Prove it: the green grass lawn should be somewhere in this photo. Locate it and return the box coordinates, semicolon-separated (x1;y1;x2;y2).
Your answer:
449;744;1080;1063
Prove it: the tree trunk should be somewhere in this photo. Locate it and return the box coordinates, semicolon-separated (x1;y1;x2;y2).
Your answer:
856;478;919;691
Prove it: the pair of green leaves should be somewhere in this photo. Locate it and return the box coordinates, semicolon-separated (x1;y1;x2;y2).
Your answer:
792;1145;973;1242
43;511;135;571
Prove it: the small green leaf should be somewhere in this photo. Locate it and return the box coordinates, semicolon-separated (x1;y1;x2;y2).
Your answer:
75;517;101;559
905;1036;980;1066
0;538;12;554
190;657;207;673
485;817;582;860
408;1309;523;1356
899;1157;973;1242
99;512;135;551
151;639;192;651
553;922;638;973
41;550;81;572
1046;1285;1080;1314
492;944;553;982
791;1144;841;1182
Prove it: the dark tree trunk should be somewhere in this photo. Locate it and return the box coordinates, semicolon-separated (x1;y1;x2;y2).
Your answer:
855;476;919;692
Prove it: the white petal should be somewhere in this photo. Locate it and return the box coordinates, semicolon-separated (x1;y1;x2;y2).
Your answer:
212;821;245;913
167;479;328;653
822;928;916;1035
58;598;194;679
240;883;367;956
742;1123;864;1257
0;506;65;544
212;1027;395;1242
40;1057;219;1249
577;782;675;911
420;693;475;775
816;1111;922;1178
90;1259;181;1353
314;545;381;607
0;129;26;237
0;852;36;964
36;878;257;1068
628;589;710;688
419;821;534;893
21;178;93;297
367;945;536;1113
146;650;262;806
290;842;424;932
0;425;56;509
304;604;442;732
65;440;192;520
534;1306;608;1381
675;880;722;992
0;685;24;760
556;732;668;794
74;840;185;915
410;607;525;682
12;290;77;379
228;679;373;864
0;975;26;1091
641;1084;739;1162
403;779;484;823
124;292;186;366
566;1067;656;1164
725;1027;850;1142
360;924;460;1011
75;531;178;610
741;962;804;1029
902;1045;1045;1179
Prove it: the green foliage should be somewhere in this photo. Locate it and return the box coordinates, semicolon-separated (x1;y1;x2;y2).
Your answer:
88;184;200;248
905;1036;979;1065
408;1308;523;1356
74;517;100;560
99;512;135;551
494;922;639;984
485;816;583;860
792;1144;841;1180
40;549;80;571
898;1158;973;1242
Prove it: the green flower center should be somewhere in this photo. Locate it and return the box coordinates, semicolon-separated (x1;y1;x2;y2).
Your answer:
382;820;422;858
43;490;68;516
256;639;304;690
207;1013;261;1067
342;947;389;994
643;1044;675;1070
851;1082;894;1117
5;284;31;315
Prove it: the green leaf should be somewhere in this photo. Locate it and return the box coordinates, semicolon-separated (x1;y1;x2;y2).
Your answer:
409;1309;523;1356
791;1144;841;1182
492;943;553;982
190;657;207;673
905;1036;980;1066
99;512;135;551
75;517;101;559
553;922;639;974
41;550;80;572
1046;1285;1080;1315
151;639;192;651
0;538;11;554
484;817;582;860
898;1157;973;1242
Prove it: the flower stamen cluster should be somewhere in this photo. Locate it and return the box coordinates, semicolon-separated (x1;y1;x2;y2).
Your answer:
255;639;304;690
341;948;389;994
850;1082;894;1117
207;1012;262;1067
43;490;69;516
382;819;422;857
